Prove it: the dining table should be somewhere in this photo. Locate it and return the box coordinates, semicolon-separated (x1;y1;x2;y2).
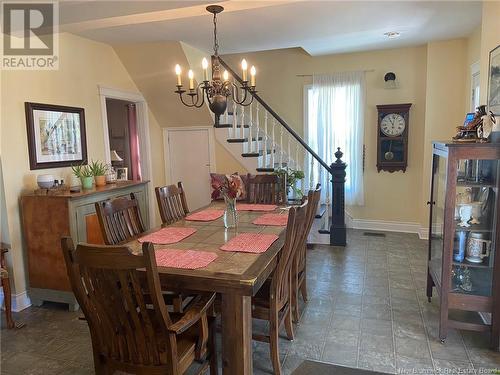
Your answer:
124;201;288;375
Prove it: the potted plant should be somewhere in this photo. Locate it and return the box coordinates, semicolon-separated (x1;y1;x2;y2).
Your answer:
71;163;94;190
89;160;107;187
273;167;305;202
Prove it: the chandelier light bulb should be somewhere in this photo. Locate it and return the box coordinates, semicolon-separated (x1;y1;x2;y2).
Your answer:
202;58;209;81
241;59;248;81
250;66;256;87
175;64;182;86
188;69;194;90
223;70;229;82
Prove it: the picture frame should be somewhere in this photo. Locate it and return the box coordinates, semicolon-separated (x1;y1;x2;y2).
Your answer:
25;102;87;170
116;167;128;181
487;45;500;116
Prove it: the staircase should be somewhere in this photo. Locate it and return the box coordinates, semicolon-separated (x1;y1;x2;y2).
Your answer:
214;57;347;246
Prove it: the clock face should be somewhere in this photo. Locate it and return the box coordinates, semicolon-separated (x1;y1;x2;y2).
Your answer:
380;113;406;137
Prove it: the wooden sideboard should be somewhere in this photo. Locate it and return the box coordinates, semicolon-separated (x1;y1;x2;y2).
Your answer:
21;180;150;310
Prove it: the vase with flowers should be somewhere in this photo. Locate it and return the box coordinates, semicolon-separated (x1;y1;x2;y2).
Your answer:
211;174;244;228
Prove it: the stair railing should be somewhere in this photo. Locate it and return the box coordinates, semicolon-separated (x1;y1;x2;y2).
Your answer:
218;56;346;246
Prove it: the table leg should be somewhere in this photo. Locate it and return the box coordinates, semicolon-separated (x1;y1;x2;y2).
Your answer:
221;293;252;375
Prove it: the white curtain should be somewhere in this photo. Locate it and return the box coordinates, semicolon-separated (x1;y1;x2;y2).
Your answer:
308;71;365;206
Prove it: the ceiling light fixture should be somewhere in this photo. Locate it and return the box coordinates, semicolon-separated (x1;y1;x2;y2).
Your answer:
384;31;401;39
174;5;256;127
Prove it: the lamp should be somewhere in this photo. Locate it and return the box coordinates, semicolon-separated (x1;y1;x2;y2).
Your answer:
173;5;257;127
384;72;398;89
110;150;123;162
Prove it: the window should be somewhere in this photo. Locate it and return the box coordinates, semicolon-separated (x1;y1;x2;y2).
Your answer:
304;72;365;206
470;61;480;112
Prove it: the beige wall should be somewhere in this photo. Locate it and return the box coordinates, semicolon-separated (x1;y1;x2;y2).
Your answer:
420;39;468;225
0;33;164;298
223;46;429;224
480;1;500;104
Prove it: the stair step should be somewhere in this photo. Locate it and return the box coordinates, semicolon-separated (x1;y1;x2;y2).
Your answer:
241;152;260;157
315;203;327;219
256;167;275;172
214;123;233;128
227;137;263;143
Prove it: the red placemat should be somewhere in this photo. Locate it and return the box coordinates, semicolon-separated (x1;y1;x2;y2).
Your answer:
237;203;277;211
252;213;288;226
138;227;196;244
220;233;279;253
155;249;217;269
185;209;224;221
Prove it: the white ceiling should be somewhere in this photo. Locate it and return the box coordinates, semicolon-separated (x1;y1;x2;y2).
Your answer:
60;0;482;56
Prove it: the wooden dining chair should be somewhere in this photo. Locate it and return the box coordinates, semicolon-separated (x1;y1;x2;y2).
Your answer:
61;238;218;375
246;174;282;204
155;182;190;225
292;184;321;323
252;200;308;375
95;193;146;245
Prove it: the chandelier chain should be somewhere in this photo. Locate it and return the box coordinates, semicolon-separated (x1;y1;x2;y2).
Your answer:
213;12;219;56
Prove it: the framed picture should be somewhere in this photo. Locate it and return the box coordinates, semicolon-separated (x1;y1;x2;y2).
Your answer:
487;45;500;116
116;167;128;181
25;102;87;170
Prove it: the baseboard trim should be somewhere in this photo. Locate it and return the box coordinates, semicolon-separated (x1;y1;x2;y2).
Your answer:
0;290;32;312
345;212;423;237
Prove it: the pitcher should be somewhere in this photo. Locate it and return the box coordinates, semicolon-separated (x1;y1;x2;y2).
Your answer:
466;232;492;263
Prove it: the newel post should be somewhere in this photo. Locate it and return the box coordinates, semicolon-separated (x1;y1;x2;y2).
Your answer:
330;147;347;246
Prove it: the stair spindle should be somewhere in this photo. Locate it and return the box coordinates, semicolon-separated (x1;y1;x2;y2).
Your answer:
302;149;307;195
232;102;237;138
271;119;276;169
264;111;269;168
295;143;299;171
309;156;314;189
279;125;283;168
248;102;253;153
256;104;261;165
240;104;245;140
287;135;291;167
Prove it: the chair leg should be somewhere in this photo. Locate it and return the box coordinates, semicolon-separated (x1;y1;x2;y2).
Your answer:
284;307;294;341
1;277;14;329
173;296;183;313
269;315;282;375
292;273;300;324
299;276;308;302
209;317;218;375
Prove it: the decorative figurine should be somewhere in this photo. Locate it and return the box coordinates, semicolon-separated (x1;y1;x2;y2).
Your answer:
453;105;487;141
478;111;496;141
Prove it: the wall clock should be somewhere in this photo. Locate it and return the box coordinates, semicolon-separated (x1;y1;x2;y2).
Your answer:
376;103;412;173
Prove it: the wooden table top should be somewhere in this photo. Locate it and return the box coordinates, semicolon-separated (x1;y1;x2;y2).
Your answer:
124;201;288;296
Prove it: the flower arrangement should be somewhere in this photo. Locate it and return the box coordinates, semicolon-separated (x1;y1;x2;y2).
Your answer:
211;174;244;200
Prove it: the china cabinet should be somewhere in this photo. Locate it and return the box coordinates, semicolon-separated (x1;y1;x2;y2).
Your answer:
427;141;500;349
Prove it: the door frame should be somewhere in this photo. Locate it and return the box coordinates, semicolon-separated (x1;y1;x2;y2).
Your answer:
163;126;217;186
98;85;155;225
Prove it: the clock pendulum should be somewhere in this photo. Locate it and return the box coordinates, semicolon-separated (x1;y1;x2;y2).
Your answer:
385;141;394;160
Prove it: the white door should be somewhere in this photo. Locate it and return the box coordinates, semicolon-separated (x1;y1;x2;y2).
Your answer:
165;128;212;211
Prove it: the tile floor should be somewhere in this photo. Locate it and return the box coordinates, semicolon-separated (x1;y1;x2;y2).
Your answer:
2;230;500;374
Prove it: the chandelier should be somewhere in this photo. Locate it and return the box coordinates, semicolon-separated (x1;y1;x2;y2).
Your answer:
174;5;256;127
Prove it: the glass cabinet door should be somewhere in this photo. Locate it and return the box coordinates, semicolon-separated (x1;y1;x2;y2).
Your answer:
451;158;499;296
429;153;448;286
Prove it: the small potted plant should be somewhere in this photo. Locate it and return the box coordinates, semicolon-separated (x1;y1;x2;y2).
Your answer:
89;160;107;187
72;163;94;190
274;167;305;202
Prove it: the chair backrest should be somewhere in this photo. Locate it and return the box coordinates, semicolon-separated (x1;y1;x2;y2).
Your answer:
247;174;282;204
155;182;189;225
297;184;321;272
272;199;308;308
61;238;174;368
95;193;146;245
302;184;322;245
